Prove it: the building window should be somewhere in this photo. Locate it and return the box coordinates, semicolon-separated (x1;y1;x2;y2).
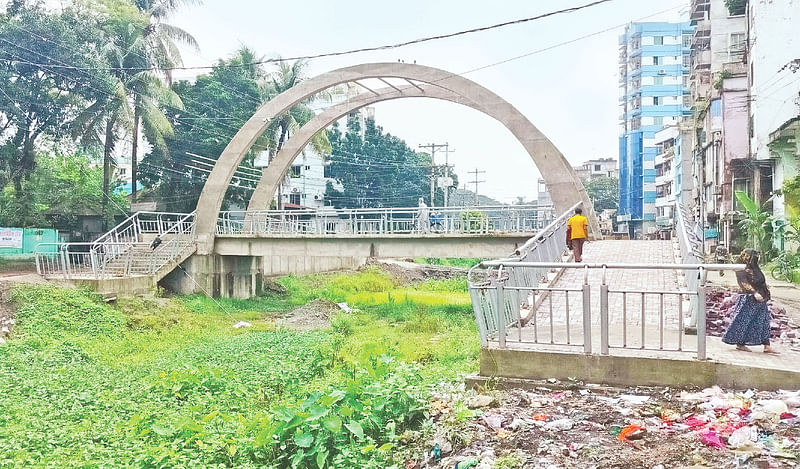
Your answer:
653;116;663;126
729;33;746;60
323;164;333;178
289;193;301;205
652;96;660;105
710;98;722;117
290;165;301;177
683;35;692;48
653;76;664;85
652;56;661;66
594;164;602;171
682;54;691;67
653;36;663;45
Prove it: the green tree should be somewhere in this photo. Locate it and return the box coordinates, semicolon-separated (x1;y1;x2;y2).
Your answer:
325;118;434;208
139;47;268;212
0;151;126;228
584;176;619;212
0;4;109;220
130;0;201;205
725;0;747;15
73;6;181;226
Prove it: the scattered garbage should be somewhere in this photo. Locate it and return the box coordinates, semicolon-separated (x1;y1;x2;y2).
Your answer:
618;424;646;441
406;382;800;468
232;321;251;328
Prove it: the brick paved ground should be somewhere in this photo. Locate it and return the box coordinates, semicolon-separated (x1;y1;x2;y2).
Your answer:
500;240;800;373
510;240;689;351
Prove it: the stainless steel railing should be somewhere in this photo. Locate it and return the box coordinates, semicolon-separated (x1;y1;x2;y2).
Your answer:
216;205;540;236
469;261;745;360
35;211;196;280
675;201;704;328
468;202;581;337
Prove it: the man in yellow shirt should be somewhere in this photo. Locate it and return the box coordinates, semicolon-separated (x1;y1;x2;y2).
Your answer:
567;207;588;262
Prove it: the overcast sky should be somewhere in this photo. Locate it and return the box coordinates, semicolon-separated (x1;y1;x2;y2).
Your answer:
142;1;686;202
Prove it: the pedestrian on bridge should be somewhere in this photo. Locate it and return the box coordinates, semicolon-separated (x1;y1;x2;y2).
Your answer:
417;197;430;233
567;207;588;262
722;249;778;354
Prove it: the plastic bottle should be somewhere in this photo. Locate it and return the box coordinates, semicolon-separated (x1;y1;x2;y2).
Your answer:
454;458;479;469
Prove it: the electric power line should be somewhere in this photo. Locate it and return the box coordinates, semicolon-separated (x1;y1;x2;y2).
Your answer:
2;0;616;73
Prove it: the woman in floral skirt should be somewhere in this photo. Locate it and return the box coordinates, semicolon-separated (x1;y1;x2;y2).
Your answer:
722;249;778;354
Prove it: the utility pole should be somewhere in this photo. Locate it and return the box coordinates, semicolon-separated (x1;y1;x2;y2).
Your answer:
468;168;486;205
419;143;448;208
443;143;455;207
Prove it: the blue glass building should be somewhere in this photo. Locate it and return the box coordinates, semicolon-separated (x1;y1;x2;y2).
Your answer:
618;22;693;236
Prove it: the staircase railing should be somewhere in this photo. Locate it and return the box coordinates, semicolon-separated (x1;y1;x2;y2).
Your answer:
468;202;581;342
675;201;704;328
35;211;196;280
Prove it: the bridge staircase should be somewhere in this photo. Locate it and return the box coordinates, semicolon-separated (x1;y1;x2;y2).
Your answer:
34;211;196;296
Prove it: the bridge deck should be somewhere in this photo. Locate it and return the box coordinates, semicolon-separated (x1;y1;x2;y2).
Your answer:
490;240;800;389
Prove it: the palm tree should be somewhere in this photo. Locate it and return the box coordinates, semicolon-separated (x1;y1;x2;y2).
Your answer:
262;59;334;208
130;0;201;204
73;20;181;226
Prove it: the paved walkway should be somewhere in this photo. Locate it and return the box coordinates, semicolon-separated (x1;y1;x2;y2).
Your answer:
500;240;800;374
509;240;687;350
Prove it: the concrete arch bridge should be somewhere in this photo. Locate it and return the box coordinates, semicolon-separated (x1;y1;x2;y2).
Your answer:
35;63;597;298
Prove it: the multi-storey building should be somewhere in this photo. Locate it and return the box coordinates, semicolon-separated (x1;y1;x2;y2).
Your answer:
689;0;750;250
747;0;800;226
618;22;693;238
573;158;618;181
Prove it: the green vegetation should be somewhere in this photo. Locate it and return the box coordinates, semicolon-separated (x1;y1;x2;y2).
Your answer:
0;267;479;467
324;118;452;208
725;0;747;16
415;257;484;269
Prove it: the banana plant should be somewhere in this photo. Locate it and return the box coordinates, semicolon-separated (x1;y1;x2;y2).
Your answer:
735;191;774;257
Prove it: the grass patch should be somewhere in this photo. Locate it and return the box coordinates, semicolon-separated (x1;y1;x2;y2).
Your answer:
413;257;484;268
0;265;479;467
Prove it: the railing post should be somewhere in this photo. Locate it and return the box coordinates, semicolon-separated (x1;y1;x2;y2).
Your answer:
600;265;609;355
696;267;707;360
582;265;592;354
61;248;71;280
496;266;506;348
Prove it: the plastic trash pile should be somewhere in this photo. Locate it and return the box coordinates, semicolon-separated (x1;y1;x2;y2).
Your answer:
705;289;800;351
678;386;800;461
405;382;800;468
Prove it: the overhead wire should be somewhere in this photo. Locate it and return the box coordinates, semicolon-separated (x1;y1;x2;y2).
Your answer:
3;0;617;73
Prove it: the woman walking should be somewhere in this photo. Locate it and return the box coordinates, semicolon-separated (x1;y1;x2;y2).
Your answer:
722;249;778;354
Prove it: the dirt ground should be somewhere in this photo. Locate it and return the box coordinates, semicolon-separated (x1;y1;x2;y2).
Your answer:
406;382;800;469
275;298;343;330
369;259;467;284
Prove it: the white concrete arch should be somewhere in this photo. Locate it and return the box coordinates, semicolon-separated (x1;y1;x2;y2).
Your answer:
195;63;598;252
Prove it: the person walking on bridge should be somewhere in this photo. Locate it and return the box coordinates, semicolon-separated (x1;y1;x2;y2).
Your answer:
567;207;588;262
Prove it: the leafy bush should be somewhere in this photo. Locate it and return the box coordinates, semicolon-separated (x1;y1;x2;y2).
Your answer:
246;358;427;469
11;284;126;340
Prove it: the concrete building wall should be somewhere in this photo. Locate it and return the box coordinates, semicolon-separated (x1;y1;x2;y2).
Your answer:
748;0;800;220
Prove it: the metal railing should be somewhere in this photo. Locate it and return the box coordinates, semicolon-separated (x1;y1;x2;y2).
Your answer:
468;201;581;337
35;211;196;280
216;205;539;236
468;261;745;360
675;201;704;328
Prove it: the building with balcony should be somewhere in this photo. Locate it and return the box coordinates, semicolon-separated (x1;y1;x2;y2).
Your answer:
748;0;800;224
688;0;759;252
619;22;693;238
